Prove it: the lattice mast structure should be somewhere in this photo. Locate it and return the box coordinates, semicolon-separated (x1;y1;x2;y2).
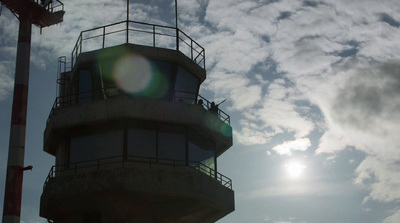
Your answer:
0;1;64;223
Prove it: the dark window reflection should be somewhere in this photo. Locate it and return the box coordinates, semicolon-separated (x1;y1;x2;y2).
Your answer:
99;60;120;97
174;66;199;103
68;123;217;174
147;59;172;100
127;128;157;161
70;130;123;167
189;141;215;171
158;124;185;164
78;70;92;103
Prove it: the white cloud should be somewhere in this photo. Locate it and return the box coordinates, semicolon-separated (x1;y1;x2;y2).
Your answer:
355;154;400;203
201;0;400;209
234;124;274;146
0;61;14;101
272;138;311;156
383;209;400;223
313;60;400;203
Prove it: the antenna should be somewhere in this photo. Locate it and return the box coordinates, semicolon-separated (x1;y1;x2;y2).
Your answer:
127;0;129;21
217;99;227;106
175;0;178;28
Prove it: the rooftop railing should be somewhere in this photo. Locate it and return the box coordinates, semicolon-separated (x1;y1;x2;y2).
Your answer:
43;155;232;190
70;20;205;70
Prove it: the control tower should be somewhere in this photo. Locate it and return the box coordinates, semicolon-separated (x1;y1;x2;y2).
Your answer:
39;18;234;222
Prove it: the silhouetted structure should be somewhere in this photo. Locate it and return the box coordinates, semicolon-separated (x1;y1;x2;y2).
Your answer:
40;17;234;222
0;1;64;223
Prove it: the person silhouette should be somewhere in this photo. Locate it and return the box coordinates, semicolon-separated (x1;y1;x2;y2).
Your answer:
209;102;218;115
197;99;204;108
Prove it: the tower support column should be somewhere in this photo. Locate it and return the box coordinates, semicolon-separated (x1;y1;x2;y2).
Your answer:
2;15;32;223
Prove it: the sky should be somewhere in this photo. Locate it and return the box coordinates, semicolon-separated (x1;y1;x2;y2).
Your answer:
1;0;400;222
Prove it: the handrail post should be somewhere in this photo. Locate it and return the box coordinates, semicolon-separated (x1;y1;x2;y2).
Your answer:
176;28;179;51
203;50;206;70
153;25;156;47
79;34;82;53
126;20;129;44
102;26;105;48
191;40;193;60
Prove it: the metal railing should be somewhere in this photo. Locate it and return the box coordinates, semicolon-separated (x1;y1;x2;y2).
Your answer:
197;94;230;125
70;20;205;70
48;87;230;125
33;0;64;13
43;155;232;190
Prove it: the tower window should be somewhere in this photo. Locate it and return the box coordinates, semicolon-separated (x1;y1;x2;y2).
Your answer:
174;66;199;103
188;132;216;173
70;130;123;167
78;69;93;103
67;123;217;173
127;128;157;161
158;124;186;164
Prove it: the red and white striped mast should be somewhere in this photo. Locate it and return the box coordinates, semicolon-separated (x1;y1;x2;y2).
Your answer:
0;1;64;222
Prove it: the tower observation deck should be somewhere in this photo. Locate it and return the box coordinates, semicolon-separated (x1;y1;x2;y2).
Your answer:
40;20;234;222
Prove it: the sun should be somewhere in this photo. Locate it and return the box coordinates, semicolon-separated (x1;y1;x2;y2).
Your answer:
285;161;306;179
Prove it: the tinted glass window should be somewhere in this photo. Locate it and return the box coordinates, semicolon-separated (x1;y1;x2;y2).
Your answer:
99;60;120;97
174;66;199;103
78;70;92;103
146;60;173;100
127;128;157;160
70;130;123;166
189;141;215;171
158;125;185;164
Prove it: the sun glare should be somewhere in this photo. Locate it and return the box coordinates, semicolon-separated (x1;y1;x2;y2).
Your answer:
285;161;306;179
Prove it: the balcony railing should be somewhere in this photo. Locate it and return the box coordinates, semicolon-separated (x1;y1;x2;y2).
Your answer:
48;87;230;125
43;155;232;190
35;0;64;13
70;20;205;70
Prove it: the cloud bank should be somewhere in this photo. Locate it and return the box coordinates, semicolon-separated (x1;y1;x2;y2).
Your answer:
1;0;400;221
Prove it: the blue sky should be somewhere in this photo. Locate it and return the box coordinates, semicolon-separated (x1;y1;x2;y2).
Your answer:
1;0;400;222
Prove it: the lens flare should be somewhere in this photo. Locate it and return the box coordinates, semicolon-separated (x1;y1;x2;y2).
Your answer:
220;124;232;137
114;55;153;94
